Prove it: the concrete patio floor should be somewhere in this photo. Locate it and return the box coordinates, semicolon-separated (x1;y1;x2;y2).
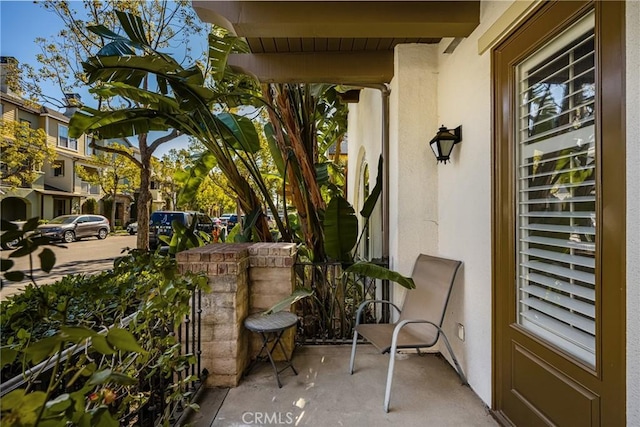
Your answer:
185;345;498;426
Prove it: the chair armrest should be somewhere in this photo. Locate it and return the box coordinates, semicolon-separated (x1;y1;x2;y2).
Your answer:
355;299;402;326
391;319;441;343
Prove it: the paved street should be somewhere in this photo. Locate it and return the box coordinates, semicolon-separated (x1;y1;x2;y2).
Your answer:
1;234;137;301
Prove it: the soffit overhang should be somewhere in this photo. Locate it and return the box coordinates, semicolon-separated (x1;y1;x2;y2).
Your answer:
192;1;480;84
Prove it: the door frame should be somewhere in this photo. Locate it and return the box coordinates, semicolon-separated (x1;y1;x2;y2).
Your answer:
491;1;626;424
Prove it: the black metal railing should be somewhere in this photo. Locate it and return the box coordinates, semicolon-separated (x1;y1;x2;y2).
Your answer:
0;289;205;426
293;259;390;344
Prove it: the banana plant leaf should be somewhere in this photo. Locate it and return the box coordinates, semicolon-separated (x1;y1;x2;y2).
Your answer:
115;10;150;46
263;122;285;175
323;195;358;262
88;83;182;112
176;151;218;207
314;162;330;186
68;108;175;139
216;112;261;153
208;32;249;80
345;261;416;290
82;54;212;102
360;155;383;219
264;288;314;315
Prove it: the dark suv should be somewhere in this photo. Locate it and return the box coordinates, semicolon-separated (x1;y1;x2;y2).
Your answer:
149;211;214;249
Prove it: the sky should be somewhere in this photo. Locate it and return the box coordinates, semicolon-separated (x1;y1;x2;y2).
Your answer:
0;0;204;157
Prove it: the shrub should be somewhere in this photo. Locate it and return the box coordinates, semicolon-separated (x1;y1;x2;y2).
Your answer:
0;249;209;426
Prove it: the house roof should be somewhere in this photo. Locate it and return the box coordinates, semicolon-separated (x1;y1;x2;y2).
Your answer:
0;92;71;123
192;1;480;84
35;184;82;198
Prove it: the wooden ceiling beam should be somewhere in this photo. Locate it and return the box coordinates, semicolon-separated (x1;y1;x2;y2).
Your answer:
227;51;394;84
192;1;480;38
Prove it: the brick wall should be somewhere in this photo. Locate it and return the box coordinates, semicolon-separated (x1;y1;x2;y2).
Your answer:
177;242;297;388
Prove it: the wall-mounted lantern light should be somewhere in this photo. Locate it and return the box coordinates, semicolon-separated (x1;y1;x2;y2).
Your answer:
429;125;462;164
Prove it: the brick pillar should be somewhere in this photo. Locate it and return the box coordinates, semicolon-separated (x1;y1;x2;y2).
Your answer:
176;242;298;388
176;244;250;388
248;243;297;361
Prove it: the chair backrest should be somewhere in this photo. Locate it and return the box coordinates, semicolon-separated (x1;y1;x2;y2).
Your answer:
399;254;463;328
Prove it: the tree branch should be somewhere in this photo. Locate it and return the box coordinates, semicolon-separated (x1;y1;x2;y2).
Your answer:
92;142;142;168
148;129;180;154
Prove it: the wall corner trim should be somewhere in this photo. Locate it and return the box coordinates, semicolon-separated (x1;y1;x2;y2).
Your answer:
477;0;542;55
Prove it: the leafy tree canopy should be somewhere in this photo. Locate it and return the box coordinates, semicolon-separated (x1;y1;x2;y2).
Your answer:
0;119;56;188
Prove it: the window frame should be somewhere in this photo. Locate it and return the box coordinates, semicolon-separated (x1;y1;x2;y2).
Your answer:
58;124;77;151
52;160;65;177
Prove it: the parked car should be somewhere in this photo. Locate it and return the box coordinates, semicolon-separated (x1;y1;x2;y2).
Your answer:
149;211;214;249
36;214;110;243
126;222;138;235
220;213;239;229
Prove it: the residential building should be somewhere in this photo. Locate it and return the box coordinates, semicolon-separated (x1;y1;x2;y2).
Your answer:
0;58;102;222
193;1;639;425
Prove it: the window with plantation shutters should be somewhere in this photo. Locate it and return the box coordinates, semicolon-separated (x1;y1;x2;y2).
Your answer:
516;12;596;367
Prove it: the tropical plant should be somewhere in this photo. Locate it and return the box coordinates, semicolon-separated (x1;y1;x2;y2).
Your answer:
68;11;278;245
158;218;212;257
261;83;349;260
65;12;413;341
18;0;207;251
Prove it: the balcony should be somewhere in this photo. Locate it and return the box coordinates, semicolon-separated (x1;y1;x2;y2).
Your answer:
185;345;497;426
80;181;101;195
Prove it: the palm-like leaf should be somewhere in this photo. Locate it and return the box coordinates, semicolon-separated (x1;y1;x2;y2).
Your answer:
116;10;150;46
208;32;243;81
360;155;383;219
323;196;358;262
216;112;261;153
345;262;415;290
264;288;314;314
70;108;165;139
176;151;218;207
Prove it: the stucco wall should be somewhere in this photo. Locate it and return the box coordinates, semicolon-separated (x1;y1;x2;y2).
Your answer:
432;0;515;405
626;1;640;424
347;88;384;259
346;0;639;416
389;45;439;279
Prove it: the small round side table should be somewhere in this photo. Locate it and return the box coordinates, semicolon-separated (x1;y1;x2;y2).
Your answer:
244;311;299;388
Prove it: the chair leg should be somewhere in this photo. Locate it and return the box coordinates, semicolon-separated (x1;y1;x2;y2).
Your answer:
439;332;468;386
349;329;359;374
383;344;397;412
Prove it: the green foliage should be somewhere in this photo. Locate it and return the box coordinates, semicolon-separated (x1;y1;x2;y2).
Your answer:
323;196;358;263
175;151;218;208
345;262;415;290
0;249;209;426
1;218;55;285
264;288;314;315
360;156;383;219
158;219;212;256
0;119;56;188
82;198;98;214
68;10;274;242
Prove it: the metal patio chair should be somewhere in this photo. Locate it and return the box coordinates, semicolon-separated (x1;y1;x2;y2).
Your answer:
349;254;468;412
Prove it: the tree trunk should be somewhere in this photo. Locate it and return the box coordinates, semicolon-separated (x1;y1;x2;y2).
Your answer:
110;190;117;229
136;135;152;250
